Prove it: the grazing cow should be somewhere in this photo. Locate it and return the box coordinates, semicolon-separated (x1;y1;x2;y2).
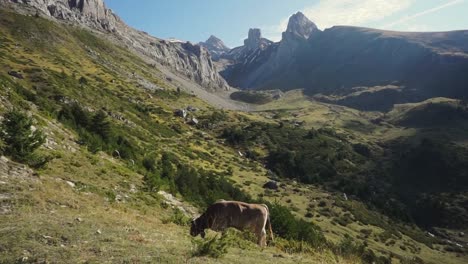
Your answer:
190;201;274;247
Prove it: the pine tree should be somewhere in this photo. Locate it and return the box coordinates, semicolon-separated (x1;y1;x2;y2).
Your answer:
91;110;112;142
0;110;45;161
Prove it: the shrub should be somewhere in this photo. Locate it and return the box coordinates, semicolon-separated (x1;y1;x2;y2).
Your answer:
143;171;163;192
268;202;326;248
0;110;45;162
163;208;191;226
191;232;232;258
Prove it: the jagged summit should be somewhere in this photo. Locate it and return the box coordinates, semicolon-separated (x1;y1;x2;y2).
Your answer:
199;35;230;59
243;28;272;50
206;35;226;46
284;11;319;40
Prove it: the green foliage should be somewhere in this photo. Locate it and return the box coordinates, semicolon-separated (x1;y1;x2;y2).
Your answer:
0;110;45;162
268;202;326;248
331;235;391;264
143;153;251;207
197;110;229;129
163;208;191;226
391;138;468;228
90;110;113;142
58;103;138;159
143;171;163;192
273;237;316;254
334;235;365;258
191;232;232;258
221;123;363;185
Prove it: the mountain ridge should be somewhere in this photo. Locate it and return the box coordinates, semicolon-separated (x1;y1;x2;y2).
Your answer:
1;0;230;91
209;12;468;110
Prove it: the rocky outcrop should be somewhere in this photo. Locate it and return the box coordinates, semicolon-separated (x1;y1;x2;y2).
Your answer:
6;0;118;31
224;28;273;61
243;28;272;51
283;12;318;40
216;28;275;88
199;35;230;60
2;0;229;91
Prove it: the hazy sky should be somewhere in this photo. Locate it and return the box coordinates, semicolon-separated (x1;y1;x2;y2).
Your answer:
106;0;468;48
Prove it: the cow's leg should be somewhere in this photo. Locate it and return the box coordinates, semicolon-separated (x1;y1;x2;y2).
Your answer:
260;228;267;247
255;225;267;247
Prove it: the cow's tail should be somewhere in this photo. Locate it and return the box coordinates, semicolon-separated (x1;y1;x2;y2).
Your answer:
263;204;274;243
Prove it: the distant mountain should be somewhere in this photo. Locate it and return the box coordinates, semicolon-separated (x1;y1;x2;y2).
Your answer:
215;28;275;88
199;35;230;60
214;12;468;110
1;0;229;91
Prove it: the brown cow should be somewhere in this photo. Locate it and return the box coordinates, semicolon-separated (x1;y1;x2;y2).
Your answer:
190;201;274;247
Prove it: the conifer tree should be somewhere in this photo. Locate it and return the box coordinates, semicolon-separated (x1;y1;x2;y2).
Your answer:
0;110;45;161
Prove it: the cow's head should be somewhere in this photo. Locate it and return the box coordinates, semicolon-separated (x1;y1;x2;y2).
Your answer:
190;217;206;238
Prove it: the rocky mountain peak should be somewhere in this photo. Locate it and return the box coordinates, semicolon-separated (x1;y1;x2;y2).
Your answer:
206;35;225;46
244;28;262;49
285;11;318;40
199;35;230;60
243;28;272;50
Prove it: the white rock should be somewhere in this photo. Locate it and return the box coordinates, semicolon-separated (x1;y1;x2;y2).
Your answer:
65;181;75;188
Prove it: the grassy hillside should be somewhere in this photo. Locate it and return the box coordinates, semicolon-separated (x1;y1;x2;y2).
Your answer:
0;8;467;264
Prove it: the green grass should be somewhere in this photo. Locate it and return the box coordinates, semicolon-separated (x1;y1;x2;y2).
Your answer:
1;8;467;264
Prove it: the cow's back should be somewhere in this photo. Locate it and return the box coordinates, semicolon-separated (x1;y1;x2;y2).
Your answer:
206;201;266;231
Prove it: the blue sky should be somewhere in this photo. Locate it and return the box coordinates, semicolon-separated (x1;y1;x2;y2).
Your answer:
106;0;468;48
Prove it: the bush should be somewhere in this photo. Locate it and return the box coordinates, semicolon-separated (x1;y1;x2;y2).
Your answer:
191;232;232;258
163;208;191;226
268;202;326;248
334;235;365;258
0;110;45;162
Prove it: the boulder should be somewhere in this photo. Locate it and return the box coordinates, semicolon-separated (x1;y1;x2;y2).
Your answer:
263;180;279;190
8;71;24;79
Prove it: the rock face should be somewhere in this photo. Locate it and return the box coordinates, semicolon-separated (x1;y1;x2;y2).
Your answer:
3;0;229;91
199;35;230;60
284;12;318;40
219;12;468;108
7;0;118;31
216;28;274;88
227;28;273;59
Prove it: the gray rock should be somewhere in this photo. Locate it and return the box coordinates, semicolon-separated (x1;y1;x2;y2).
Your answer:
65;181;75;188
284;12;319;40
199;35;230;60
263;181;279;190
174;109;187;118
8;71;24;79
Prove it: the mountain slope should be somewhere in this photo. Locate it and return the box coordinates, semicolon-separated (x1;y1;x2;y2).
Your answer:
217;12;468;109
1;5;467;264
1;0;230;91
